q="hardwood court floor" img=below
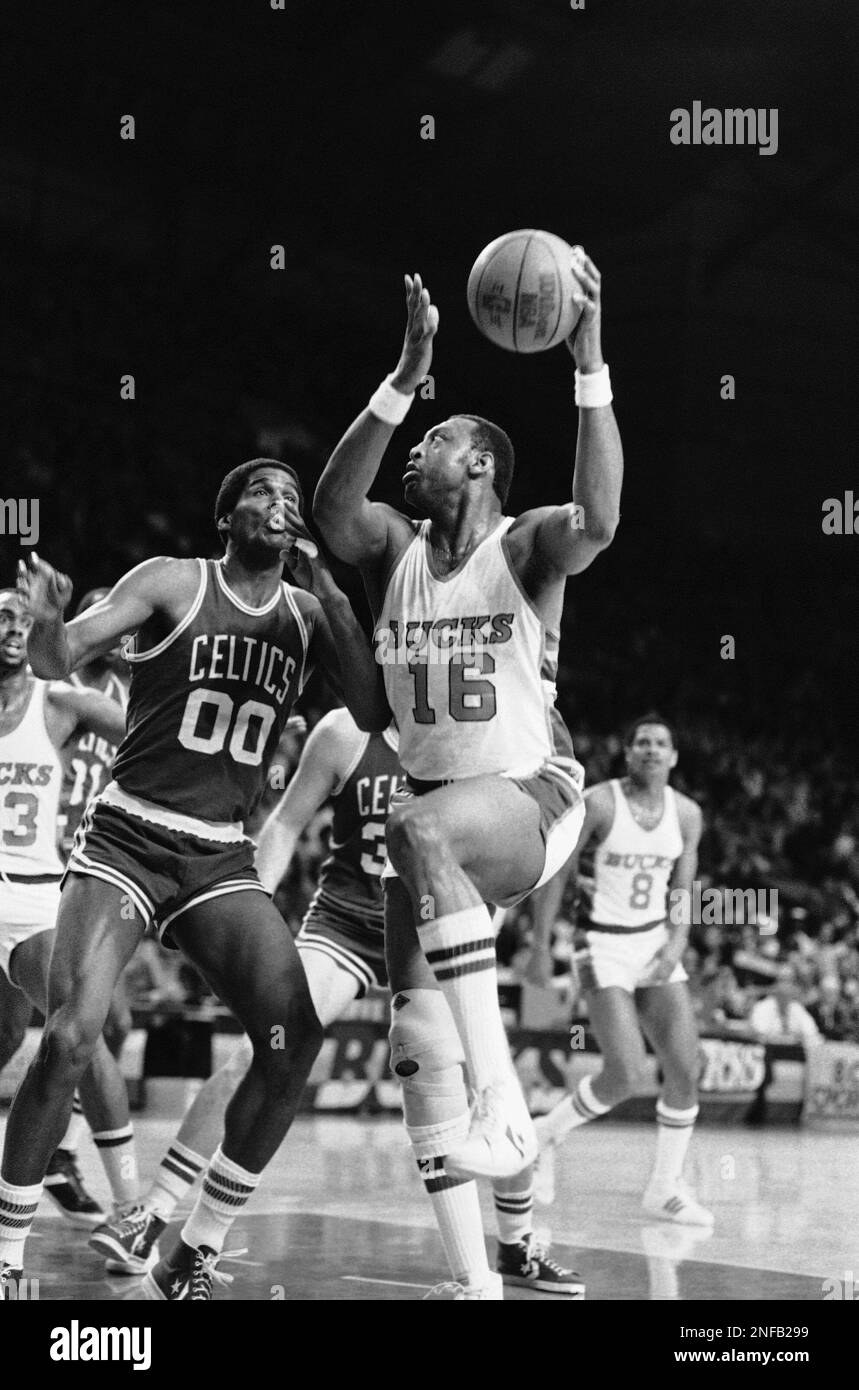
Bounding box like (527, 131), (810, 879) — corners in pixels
(1, 1110), (851, 1300)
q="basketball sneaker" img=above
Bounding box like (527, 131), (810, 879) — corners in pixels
(497, 1234), (585, 1296)
(89, 1203), (165, 1275)
(143, 1239), (244, 1301)
(642, 1180), (714, 1227)
(446, 1082), (537, 1180)
(423, 1272), (504, 1300)
(43, 1148), (105, 1228)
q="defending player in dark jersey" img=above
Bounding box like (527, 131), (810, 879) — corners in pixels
(93, 706), (582, 1296)
(0, 460), (388, 1301)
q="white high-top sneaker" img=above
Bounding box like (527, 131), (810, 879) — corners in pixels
(642, 1179), (715, 1227)
(424, 1272), (504, 1300)
(446, 1080), (537, 1180)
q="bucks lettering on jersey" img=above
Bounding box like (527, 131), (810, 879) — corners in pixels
(590, 780), (684, 930)
(375, 517), (573, 780)
(112, 559), (308, 825)
(316, 716), (401, 917)
(58, 671), (127, 853)
(0, 680), (64, 876)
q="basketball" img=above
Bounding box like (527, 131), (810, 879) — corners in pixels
(467, 229), (583, 353)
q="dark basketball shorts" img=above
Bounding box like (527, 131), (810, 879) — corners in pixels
(381, 755), (586, 907)
(66, 785), (265, 949)
(297, 887), (387, 997)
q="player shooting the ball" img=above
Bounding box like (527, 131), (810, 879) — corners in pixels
(312, 247), (623, 1298)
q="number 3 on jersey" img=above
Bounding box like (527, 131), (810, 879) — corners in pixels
(410, 654), (497, 725)
(178, 689), (275, 766)
(360, 821), (387, 877)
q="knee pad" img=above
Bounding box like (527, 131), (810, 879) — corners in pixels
(389, 989), (469, 1158)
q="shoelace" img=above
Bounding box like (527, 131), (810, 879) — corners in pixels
(111, 1204), (152, 1238)
(527, 1240), (572, 1278)
(189, 1246), (248, 1300)
(423, 1280), (470, 1300)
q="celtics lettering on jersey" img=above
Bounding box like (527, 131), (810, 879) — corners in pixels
(318, 723), (401, 915)
(112, 560), (308, 825)
(375, 517), (565, 781)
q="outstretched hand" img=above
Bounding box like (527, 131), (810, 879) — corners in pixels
(565, 246), (604, 373)
(391, 273), (439, 395)
(17, 552), (73, 623)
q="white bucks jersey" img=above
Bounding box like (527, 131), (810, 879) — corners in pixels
(0, 680), (64, 876)
(590, 779), (684, 930)
(375, 516), (565, 781)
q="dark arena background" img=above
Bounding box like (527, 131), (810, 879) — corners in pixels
(0, 0), (857, 1353)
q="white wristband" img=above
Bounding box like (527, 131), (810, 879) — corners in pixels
(368, 374), (414, 426)
(574, 364), (612, 408)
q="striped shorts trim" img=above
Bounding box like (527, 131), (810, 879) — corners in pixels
(296, 929), (379, 996)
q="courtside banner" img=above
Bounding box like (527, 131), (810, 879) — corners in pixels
(290, 1022), (805, 1122)
(803, 1040), (859, 1126)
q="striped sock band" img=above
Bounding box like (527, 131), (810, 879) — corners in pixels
(651, 1100), (699, 1188)
(539, 1074), (612, 1145)
(417, 905), (511, 1091)
(493, 1182), (534, 1245)
(573, 1075), (611, 1122)
(0, 1178), (42, 1268)
(416, 1157), (490, 1287)
(92, 1124), (138, 1206)
(148, 1141), (207, 1220)
(182, 1146), (260, 1255)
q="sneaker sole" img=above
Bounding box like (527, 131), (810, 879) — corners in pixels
(89, 1230), (155, 1272)
(642, 1204), (715, 1228)
(500, 1272), (585, 1297)
(104, 1244), (160, 1277)
(446, 1139), (539, 1181)
(141, 1271), (168, 1301)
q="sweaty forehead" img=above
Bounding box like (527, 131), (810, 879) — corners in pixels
(428, 417), (471, 441)
(0, 590), (24, 613)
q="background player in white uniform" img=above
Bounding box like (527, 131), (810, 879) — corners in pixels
(0, 588), (148, 1255)
(313, 255), (621, 1297)
(92, 707), (582, 1297)
(526, 715), (713, 1225)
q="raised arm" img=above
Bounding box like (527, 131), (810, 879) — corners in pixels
(532, 251), (624, 576)
(313, 274), (438, 566)
(255, 710), (357, 891)
(17, 553), (166, 679)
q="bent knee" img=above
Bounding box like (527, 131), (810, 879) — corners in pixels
(386, 803), (447, 871)
(42, 1011), (103, 1073)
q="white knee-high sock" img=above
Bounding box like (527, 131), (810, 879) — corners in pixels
(0, 1177), (42, 1268)
(650, 1100), (699, 1187)
(57, 1094), (85, 1154)
(538, 1074), (612, 1144)
(92, 1124), (139, 1206)
(147, 1140), (207, 1220)
(416, 905), (511, 1091)
(182, 1146), (260, 1254)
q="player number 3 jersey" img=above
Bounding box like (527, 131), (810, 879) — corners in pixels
(375, 516), (569, 781)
